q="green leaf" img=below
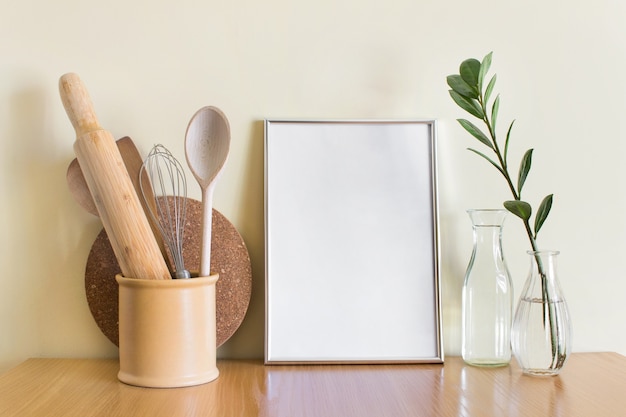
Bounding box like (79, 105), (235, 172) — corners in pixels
(449, 90), (484, 119)
(457, 119), (493, 149)
(491, 95), (500, 131)
(467, 148), (505, 175)
(478, 52), (493, 90)
(504, 200), (532, 221)
(446, 75), (478, 99)
(534, 194), (553, 237)
(484, 74), (497, 105)
(503, 120), (515, 165)
(460, 58), (481, 87)
(517, 149), (533, 195)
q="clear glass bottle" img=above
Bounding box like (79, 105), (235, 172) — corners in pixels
(511, 250), (572, 376)
(462, 209), (513, 366)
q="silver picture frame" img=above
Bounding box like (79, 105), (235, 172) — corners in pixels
(264, 119), (443, 364)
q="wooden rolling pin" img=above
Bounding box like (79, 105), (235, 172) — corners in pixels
(59, 73), (171, 280)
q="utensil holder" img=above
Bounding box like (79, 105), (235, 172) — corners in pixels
(116, 273), (219, 388)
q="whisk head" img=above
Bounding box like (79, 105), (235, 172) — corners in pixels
(139, 144), (191, 279)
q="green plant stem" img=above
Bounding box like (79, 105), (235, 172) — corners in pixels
(476, 87), (561, 368)
(480, 101), (519, 202)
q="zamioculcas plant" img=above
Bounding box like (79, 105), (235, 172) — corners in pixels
(447, 52), (565, 370)
(446, 51), (552, 252)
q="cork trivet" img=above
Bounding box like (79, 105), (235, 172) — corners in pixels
(84, 198), (252, 347)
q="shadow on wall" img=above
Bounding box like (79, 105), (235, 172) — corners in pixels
(217, 119), (266, 359)
(1, 84), (71, 369)
(438, 210), (467, 356)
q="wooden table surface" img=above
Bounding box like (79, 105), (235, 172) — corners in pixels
(0, 353), (624, 416)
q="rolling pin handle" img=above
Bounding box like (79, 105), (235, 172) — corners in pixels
(59, 73), (102, 137)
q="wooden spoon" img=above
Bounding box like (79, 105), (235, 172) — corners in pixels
(66, 156), (98, 216)
(66, 136), (172, 274)
(184, 107), (231, 277)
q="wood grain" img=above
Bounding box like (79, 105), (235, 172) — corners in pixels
(59, 73), (170, 280)
(67, 137), (172, 273)
(1, 354), (625, 416)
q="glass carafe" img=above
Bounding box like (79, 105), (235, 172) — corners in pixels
(462, 209), (513, 366)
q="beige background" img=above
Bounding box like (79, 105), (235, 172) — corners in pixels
(1, 0), (624, 372)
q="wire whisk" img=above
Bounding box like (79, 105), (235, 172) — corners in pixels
(139, 144), (191, 279)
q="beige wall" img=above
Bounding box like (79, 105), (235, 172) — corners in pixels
(2, 0), (625, 372)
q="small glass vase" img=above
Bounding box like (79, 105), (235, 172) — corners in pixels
(461, 209), (513, 367)
(511, 250), (572, 376)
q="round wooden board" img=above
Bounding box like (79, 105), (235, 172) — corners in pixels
(84, 198), (252, 347)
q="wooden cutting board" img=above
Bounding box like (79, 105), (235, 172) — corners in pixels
(84, 198), (252, 347)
